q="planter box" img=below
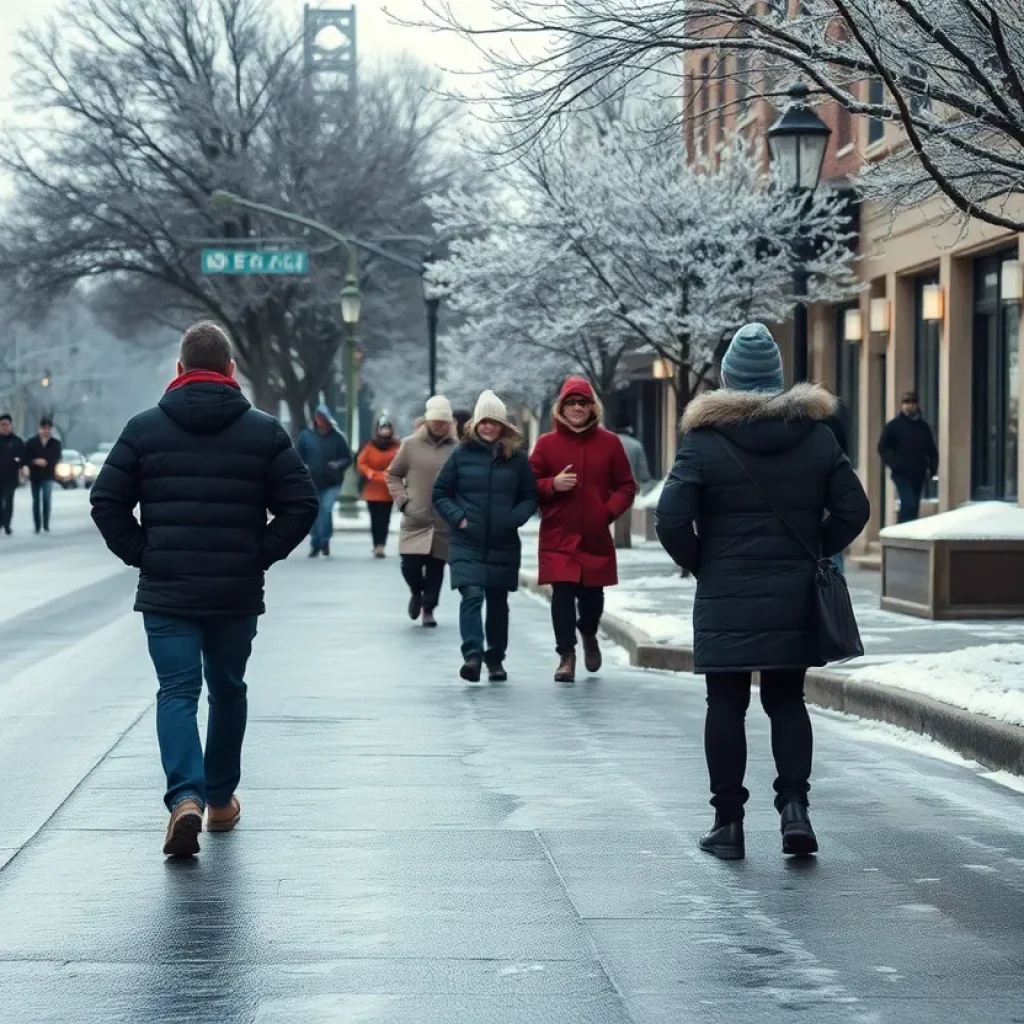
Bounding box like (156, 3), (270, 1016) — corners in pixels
(631, 505), (658, 542)
(880, 503), (1024, 619)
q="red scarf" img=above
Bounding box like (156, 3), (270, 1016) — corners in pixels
(165, 370), (242, 393)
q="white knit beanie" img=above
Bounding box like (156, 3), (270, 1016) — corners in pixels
(472, 389), (509, 427)
(424, 395), (453, 422)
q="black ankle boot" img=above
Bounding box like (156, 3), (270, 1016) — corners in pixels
(698, 818), (745, 860)
(780, 801), (819, 856)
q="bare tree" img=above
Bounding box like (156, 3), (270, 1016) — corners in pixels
(0, 0), (456, 424)
(421, 0), (1024, 231)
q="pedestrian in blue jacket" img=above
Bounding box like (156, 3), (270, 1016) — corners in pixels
(432, 390), (538, 683)
(296, 404), (352, 557)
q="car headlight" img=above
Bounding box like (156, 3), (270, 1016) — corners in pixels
(84, 464), (97, 478)
(56, 462), (70, 477)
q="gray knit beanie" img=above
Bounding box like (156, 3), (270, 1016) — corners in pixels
(720, 323), (785, 393)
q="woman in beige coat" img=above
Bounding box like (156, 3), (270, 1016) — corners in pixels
(386, 396), (459, 627)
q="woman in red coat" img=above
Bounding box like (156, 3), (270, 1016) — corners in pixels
(529, 377), (638, 681)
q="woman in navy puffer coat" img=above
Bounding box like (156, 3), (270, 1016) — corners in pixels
(433, 390), (537, 683)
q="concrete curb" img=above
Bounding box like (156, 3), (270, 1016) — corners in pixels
(518, 570), (1024, 777)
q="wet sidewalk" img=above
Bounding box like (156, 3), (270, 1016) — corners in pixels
(2, 530), (1024, 1023)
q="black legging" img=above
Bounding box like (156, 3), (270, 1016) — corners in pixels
(704, 669), (812, 823)
(550, 582), (604, 654)
(367, 500), (393, 547)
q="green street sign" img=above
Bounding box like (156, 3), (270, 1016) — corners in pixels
(201, 249), (310, 275)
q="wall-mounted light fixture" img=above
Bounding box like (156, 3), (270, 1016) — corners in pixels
(1001, 259), (1024, 303)
(921, 283), (945, 322)
(843, 307), (863, 343)
(652, 358), (673, 379)
(869, 297), (891, 334)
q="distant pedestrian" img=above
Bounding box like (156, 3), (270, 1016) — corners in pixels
(432, 390), (538, 682)
(529, 377), (638, 682)
(656, 323), (869, 862)
(614, 411), (652, 489)
(612, 411), (651, 549)
(386, 396), (458, 628)
(357, 414), (401, 557)
(453, 408), (472, 440)
(23, 417), (62, 534)
(878, 390), (938, 523)
(296, 404), (352, 558)
(0, 413), (25, 536)
(90, 321), (317, 857)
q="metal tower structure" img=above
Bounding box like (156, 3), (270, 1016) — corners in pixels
(303, 4), (357, 111)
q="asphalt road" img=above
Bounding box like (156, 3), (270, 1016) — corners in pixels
(1, 495), (1023, 1024)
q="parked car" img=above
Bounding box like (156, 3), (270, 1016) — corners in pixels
(84, 451), (107, 488)
(55, 450), (88, 489)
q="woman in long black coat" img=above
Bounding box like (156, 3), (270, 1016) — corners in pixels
(656, 323), (869, 861)
(433, 390), (537, 683)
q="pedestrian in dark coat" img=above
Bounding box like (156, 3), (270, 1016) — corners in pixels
(656, 323), (869, 862)
(0, 413), (25, 536)
(432, 390), (537, 683)
(529, 376), (637, 682)
(90, 322), (317, 858)
(878, 390), (939, 523)
(23, 418), (62, 534)
(296, 404), (353, 557)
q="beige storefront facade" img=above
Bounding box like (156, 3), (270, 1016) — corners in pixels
(809, 197), (1024, 555)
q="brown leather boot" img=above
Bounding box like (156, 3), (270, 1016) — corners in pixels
(581, 633), (602, 673)
(554, 652), (576, 683)
(163, 799), (203, 857)
(206, 795), (241, 833)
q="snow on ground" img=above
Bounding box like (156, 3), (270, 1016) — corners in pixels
(881, 500), (1024, 540)
(848, 644), (1024, 728)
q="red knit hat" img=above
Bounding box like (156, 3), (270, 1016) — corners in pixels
(559, 376), (595, 401)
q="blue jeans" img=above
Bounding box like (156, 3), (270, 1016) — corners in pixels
(311, 485), (341, 550)
(31, 479), (53, 531)
(458, 586), (510, 664)
(143, 614), (258, 811)
(894, 476), (922, 524)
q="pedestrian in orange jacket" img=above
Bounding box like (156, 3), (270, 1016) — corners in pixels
(357, 414), (401, 557)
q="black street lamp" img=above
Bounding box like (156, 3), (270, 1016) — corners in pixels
(767, 81), (832, 384)
(421, 251), (443, 397)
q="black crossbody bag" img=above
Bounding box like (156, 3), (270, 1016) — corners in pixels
(715, 434), (864, 664)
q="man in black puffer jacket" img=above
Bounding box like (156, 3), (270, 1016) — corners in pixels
(656, 323), (869, 863)
(91, 322), (317, 857)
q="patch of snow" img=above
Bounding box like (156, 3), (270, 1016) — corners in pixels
(634, 478), (665, 509)
(880, 501), (1024, 541)
(847, 643), (1024, 728)
(979, 770), (1024, 796)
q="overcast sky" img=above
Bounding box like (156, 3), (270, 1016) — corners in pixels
(0, 0), (491, 110)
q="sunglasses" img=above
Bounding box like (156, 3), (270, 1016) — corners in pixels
(563, 398), (592, 408)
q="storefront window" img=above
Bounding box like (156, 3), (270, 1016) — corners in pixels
(914, 274), (941, 500)
(972, 249), (1020, 501)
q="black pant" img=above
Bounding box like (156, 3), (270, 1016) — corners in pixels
(0, 481), (15, 532)
(704, 669), (812, 823)
(368, 501), (393, 547)
(401, 554), (446, 610)
(551, 582), (604, 654)
(458, 586), (509, 664)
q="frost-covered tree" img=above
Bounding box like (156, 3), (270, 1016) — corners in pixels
(431, 111), (858, 411)
(0, 0), (455, 424)
(423, 0), (1024, 231)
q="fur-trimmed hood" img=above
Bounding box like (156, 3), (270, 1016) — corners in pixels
(681, 383), (836, 434)
(552, 377), (605, 434)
